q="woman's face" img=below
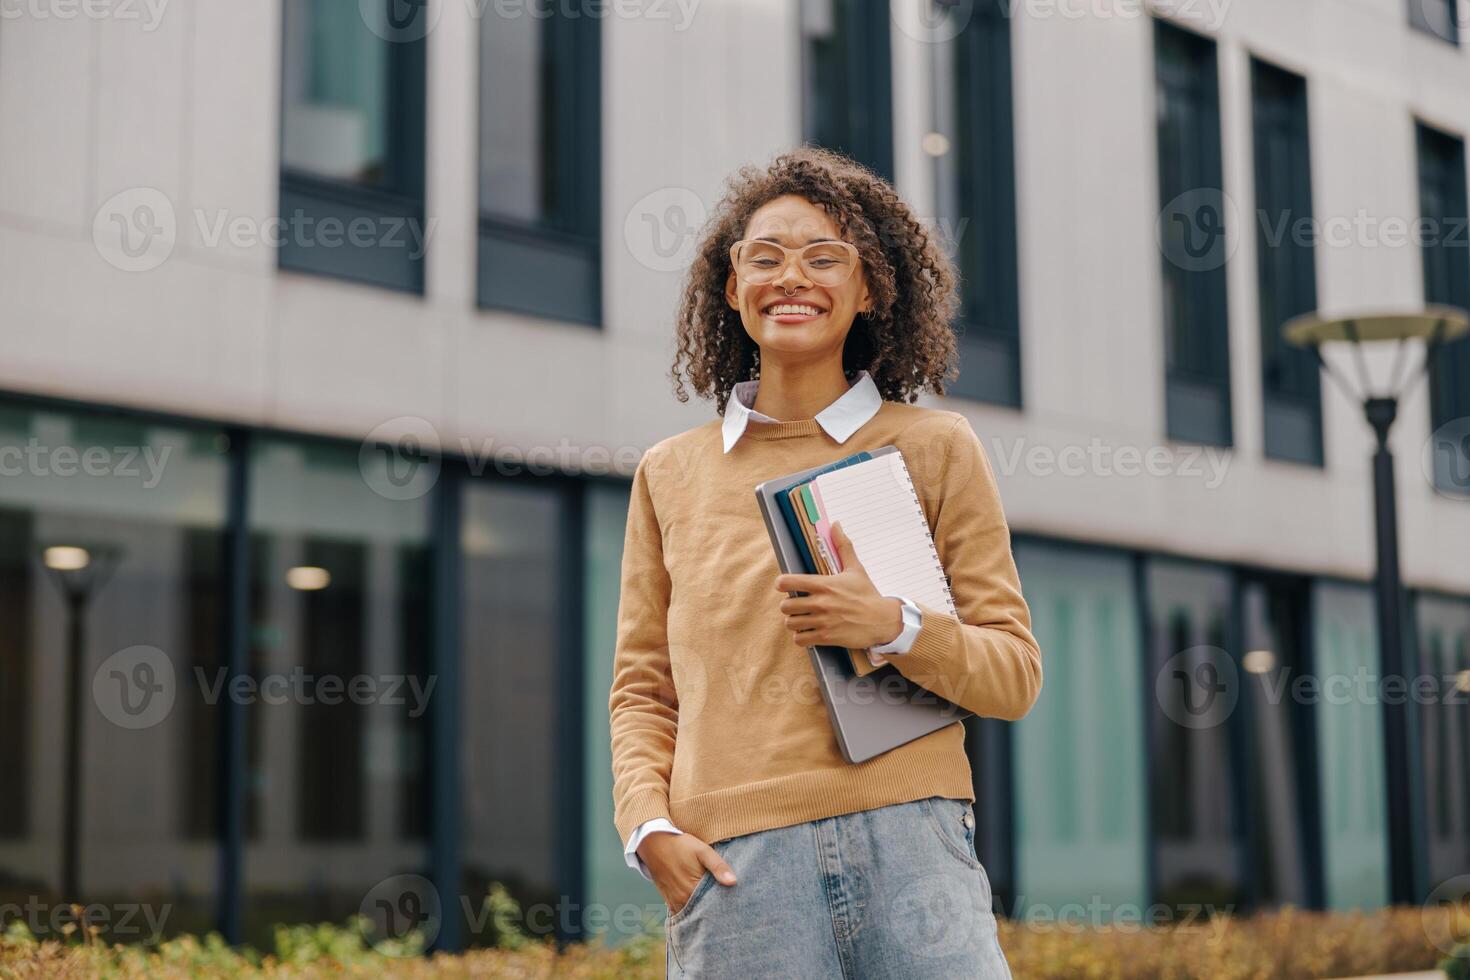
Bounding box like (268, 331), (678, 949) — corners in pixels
(725, 194), (872, 361)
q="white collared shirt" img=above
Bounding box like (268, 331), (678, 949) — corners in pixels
(624, 369), (923, 881)
(721, 368), (885, 453)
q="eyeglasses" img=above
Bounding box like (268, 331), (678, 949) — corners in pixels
(728, 239), (860, 288)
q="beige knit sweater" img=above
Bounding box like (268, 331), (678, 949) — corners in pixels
(608, 399), (1042, 849)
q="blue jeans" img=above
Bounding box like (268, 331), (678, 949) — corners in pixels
(663, 795), (1013, 978)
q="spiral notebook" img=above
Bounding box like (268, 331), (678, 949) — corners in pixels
(755, 446), (972, 764)
(804, 452), (960, 666)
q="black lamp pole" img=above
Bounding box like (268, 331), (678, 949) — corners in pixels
(1363, 393), (1415, 906)
(60, 588), (86, 903)
(1300, 315), (1455, 907)
(41, 547), (119, 906)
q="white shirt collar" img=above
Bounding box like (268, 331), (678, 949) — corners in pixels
(721, 369), (882, 453)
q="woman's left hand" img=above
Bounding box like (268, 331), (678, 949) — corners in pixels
(774, 521), (904, 651)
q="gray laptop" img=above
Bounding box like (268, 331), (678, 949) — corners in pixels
(755, 446), (973, 764)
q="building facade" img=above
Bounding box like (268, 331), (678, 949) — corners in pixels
(0, 0), (1467, 951)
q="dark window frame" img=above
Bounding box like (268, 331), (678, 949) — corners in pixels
(1154, 19), (1234, 448)
(1409, 0), (1461, 45)
(941, 0), (1023, 409)
(800, 0), (895, 181)
(277, 1), (429, 294)
(1416, 121), (1470, 497)
(475, 8), (603, 326)
(1250, 58), (1324, 467)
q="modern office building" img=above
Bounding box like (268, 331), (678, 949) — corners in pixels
(0, 0), (1467, 952)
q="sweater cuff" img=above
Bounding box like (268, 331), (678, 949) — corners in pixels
(614, 788), (674, 848)
(894, 601), (962, 688)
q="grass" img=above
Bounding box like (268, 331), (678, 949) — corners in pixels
(0, 895), (1464, 979)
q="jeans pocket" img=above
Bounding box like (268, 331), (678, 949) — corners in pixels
(920, 796), (983, 872)
(664, 836), (733, 928)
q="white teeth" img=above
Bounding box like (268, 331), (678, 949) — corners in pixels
(766, 304), (823, 316)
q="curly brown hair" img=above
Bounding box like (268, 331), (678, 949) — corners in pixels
(670, 146), (962, 415)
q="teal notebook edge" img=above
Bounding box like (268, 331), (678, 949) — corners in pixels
(775, 450), (872, 574)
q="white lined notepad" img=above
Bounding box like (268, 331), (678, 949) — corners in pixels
(811, 451), (959, 642)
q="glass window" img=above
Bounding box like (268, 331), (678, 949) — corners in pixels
(1410, 0), (1461, 44)
(279, 0), (427, 292)
(1146, 558), (1244, 910)
(933, 0), (1022, 407)
(459, 480), (567, 945)
(1154, 21), (1233, 448)
(802, 0), (894, 180)
(1314, 582), (1388, 910)
(1415, 593), (1470, 887)
(581, 481), (662, 941)
(1238, 574), (1317, 908)
(0, 406), (228, 941)
(281, 0), (421, 192)
(242, 438), (430, 948)
(1417, 123), (1470, 495)
(477, 6), (601, 322)
(1251, 60), (1323, 466)
(1012, 543), (1147, 915)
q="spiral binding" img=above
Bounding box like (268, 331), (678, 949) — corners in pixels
(894, 453), (962, 623)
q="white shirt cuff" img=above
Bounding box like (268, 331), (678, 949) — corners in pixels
(625, 817), (683, 881)
(869, 595), (922, 657)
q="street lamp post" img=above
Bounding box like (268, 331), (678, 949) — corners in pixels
(1283, 306), (1470, 906)
(39, 544), (121, 905)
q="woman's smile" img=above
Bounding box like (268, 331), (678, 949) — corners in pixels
(763, 300), (827, 324)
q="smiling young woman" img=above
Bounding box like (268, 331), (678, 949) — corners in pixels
(609, 147), (1041, 978)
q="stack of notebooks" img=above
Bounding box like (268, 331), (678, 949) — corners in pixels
(772, 446), (961, 670)
(756, 444), (973, 762)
